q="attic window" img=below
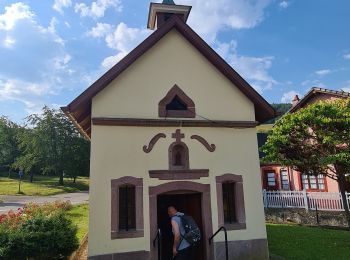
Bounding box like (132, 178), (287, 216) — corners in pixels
(159, 85), (195, 118)
(166, 95), (187, 110)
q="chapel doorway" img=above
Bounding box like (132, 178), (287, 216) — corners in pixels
(157, 192), (204, 260)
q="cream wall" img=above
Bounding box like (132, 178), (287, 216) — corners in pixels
(88, 126), (267, 256)
(92, 29), (256, 122)
(88, 25), (266, 257)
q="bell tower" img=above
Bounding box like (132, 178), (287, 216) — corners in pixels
(147, 0), (192, 30)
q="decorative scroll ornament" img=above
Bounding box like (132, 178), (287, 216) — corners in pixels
(143, 133), (166, 153)
(191, 135), (216, 152)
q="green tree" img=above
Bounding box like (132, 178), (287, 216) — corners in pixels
(262, 98), (350, 228)
(14, 106), (90, 185)
(0, 117), (21, 176)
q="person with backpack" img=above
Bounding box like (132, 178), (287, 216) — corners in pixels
(168, 206), (201, 260)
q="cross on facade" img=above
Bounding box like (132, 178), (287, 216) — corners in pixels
(172, 129), (184, 142)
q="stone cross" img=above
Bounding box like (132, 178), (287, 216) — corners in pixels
(172, 129), (184, 142)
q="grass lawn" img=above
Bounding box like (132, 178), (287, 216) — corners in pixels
(267, 223), (350, 260)
(66, 204), (89, 242)
(0, 172), (89, 196)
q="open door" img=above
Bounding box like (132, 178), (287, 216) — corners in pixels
(157, 193), (204, 260)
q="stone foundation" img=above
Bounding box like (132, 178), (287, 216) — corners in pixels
(89, 251), (149, 260)
(214, 239), (269, 260)
(265, 208), (349, 228)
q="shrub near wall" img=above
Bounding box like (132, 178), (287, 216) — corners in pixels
(0, 201), (79, 259)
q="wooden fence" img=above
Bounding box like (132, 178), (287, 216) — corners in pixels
(262, 190), (350, 211)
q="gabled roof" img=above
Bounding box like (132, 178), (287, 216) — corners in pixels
(290, 87), (350, 113)
(62, 15), (275, 139)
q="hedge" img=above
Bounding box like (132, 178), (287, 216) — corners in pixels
(0, 201), (79, 259)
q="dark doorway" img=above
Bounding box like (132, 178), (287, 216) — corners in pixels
(157, 192), (204, 260)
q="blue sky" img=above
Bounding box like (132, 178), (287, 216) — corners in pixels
(0, 0), (350, 122)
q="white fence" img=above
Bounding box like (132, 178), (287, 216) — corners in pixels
(262, 190), (350, 211)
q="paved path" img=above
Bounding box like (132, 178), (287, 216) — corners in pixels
(0, 191), (89, 213)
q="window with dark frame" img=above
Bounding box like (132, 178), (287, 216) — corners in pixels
(222, 182), (236, 224)
(118, 185), (136, 231)
(166, 95), (188, 111)
(267, 171), (276, 188)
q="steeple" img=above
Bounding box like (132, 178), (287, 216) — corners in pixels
(147, 1), (192, 30)
(162, 0), (175, 4)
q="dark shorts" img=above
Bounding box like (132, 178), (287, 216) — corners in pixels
(174, 246), (192, 260)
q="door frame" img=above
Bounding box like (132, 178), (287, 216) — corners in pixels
(149, 181), (213, 260)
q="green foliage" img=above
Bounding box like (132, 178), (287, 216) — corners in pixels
(263, 98), (350, 178)
(0, 202), (78, 259)
(264, 103), (292, 124)
(271, 103), (292, 116)
(263, 98), (350, 226)
(8, 106), (90, 184)
(0, 117), (22, 171)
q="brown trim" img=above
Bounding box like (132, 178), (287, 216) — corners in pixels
(149, 181), (213, 260)
(111, 176), (144, 239)
(61, 107), (91, 140)
(92, 118), (259, 128)
(158, 84), (196, 118)
(149, 169), (209, 180)
(89, 250), (149, 260)
(216, 174), (246, 231)
(263, 169), (278, 191)
(168, 141), (189, 170)
(143, 133), (166, 153)
(64, 15), (275, 137)
(190, 135), (216, 152)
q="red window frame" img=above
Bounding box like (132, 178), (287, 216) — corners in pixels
(264, 170), (278, 191)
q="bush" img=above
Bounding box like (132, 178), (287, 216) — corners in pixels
(0, 201), (79, 259)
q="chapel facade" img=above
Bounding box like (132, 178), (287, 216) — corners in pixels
(63, 1), (275, 259)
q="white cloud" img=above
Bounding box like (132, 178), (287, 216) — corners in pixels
(75, 0), (122, 19)
(0, 2), (34, 31)
(101, 53), (125, 68)
(341, 87), (350, 93)
(91, 22), (150, 69)
(301, 79), (327, 88)
(315, 69), (332, 76)
(279, 1), (289, 9)
(176, 0), (272, 42)
(53, 0), (72, 14)
(0, 3), (78, 115)
(281, 90), (300, 103)
(0, 78), (51, 114)
(215, 40), (277, 93)
(343, 53), (350, 60)
(3, 36), (15, 48)
(87, 22), (112, 38)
